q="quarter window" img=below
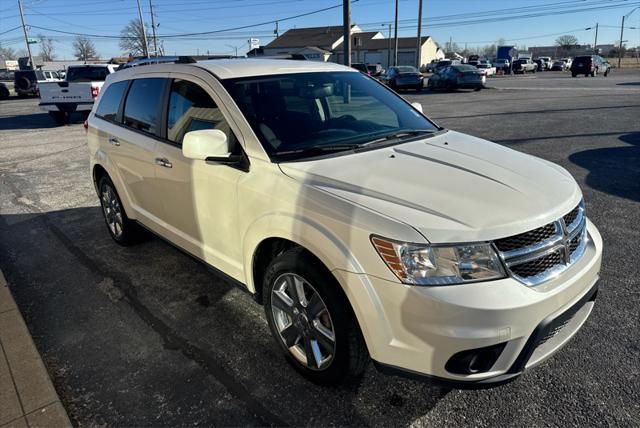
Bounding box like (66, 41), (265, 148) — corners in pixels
(123, 78), (165, 135)
(167, 79), (236, 147)
(95, 81), (128, 122)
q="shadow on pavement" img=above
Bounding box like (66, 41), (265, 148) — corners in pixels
(0, 111), (86, 130)
(0, 206), (449, 426)
(616, 82), (640, 86)
(569, 132), (640, 202)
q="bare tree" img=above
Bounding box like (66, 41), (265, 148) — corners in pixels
(0, 46), (18, 60)
(555, 35), (578, 48)
(73, 36), (98, 61)
(38, 34), (56, 61)
(119, 19), (151, 56)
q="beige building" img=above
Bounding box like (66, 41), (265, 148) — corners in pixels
(260, 25), (440, 68)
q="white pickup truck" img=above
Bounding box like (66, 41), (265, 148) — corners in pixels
(39, 64), (117, 124)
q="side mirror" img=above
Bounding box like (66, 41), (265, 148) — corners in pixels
(182, 129), (230, 160)
(411, 102), (423, 113)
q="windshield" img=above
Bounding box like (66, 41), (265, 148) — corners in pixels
(396, 66), (418, 73)
(66, 66), (109, 82)
(223, 71), (438, 161)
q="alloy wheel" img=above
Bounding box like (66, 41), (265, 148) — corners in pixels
(271, 273), (336, 370)
(101, 184), (124, 239)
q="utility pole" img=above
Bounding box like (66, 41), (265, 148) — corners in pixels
(618, 15), (625, 68)
(393, 0), (399, 66)
(342, 0), (351, 66)
(415, 0), (423, 68)
(593, 22), (599, 51)
(274, 21), (279, 38)
(18, 0), (34, 69)
(136, 0), (149, 58)
(149, 0), (158, 57)
(386, 24), (391, 68)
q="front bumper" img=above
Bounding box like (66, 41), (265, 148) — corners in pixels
(334, 219), (602, 386)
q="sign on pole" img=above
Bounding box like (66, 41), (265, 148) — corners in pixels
(27, 38), (38, 44)
(249, 38), (260, 50)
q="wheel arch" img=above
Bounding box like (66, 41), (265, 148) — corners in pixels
(243, 213), (364, 302)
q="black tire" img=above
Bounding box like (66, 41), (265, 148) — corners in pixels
(0, 86), (9, 99)
(48, 111), (68, 125)
(474, 87), (482, 91)
(98, 176), (146, 246)
(585, 73), (589, 77)
(572, 73), (577, 77)
(263, 247), (368, 385)
(604, 69), (609, 77)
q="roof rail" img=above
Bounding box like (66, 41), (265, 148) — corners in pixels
(117, 56), (197, 70)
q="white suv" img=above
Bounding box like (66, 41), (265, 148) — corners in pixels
(87, 59), (602, 386)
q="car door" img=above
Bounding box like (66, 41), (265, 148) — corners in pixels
(152, 76), (245, 278)
(107, 77), (167, 229)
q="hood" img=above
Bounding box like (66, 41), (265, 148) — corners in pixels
(279, 131), (581, 243)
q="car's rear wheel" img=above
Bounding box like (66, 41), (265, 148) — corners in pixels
(263, 247), (368, 385)
(0, 86), (9, 99)
(572, 73), (577, 77)
(98, 176), (145, 246)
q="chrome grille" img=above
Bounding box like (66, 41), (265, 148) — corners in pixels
(495, 200), (588, 286)
(494, 223), (556, 252)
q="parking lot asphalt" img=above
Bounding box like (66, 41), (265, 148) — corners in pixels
(0, 70), (639, 426)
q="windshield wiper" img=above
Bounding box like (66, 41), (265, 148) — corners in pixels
(275, 143), (361, 157)
(359, 129), (435, 147)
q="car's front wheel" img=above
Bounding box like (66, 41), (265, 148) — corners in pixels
(98, 176), (145, 245)
(263, 247), (368, 385)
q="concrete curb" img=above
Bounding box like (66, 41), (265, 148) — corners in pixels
(0, 270), (71, 428)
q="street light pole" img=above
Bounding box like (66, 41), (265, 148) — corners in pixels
(343, 0), (351, 66)
(619, 7), (640, 68)
(149, 0), (158, 57)
(136, 0), (149, 58)
(618, 15), (625, 68)
(393, 0), (399, 66)
(593, 22), (598, 51)
(18, 0), (34, 69)
(416, 0), (423, 68)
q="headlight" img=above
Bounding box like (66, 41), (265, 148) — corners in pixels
(371, 236), (506, 285)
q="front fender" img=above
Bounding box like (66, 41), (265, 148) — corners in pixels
(242, 212), (365, 294)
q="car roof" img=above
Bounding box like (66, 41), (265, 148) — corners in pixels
(195, 58), (355, 79)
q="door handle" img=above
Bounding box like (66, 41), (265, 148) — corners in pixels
(155, 157), (172, 168)
(108, 137), (120, 146)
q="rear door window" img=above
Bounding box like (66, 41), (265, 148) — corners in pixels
(123, 78), (166, 135)
(95, 81), (129, 122)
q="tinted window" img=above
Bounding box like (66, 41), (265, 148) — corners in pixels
(223, 72), (437, 160)
(66, 66), (110, 82)
(95, 81), (129, 122)
(397, 66), (418, 73)
(123, 78), (166, 135)
(453, 65), (477, 72)
(167, 79), (237, 147)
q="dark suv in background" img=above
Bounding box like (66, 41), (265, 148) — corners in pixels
(571, 55), (610, 77)
(14, 70), (46, 97)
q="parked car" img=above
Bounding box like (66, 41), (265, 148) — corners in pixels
(39, 64), (117, 124)
(380, 66), (423, 91)
(427, 64), (485, 91)
(434, 59), (461, 72)
(475, 62), (496, 76)
(0, 82), (9, 99)
(493, 58), (511, 73)
(351, 63), (370, 75)
(422, 60), (438, 73)
(0, 70), (14, 81)
(551, 60), (567, 71)
(366, 63), (383, 77)
(570, 55), (611, 77)
(87, 58), (602, 385)
(560, 58), (572, 68)
(512, 58), (538, 74)
(533, 59), (546, 71)
(14, 69), (50, 97)
(538, 57), (552, 69)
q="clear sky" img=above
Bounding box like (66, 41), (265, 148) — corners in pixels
(1, 0), (639, 59)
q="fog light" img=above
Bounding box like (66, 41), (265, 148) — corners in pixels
(445, 342), (507, 375)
